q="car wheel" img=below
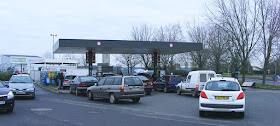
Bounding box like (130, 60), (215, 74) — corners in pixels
(236, 112), (244, 118)
(75, 88), (79, 96)
(177, 87), (181, 95)
(199, 111), (206, 117)
(109, 93), (118, 104)
(7, 108), (13, 113)
(146, 91), (151, 95)
(87, 91), (94, 100)
(132, 97), (140, 103)
(164, 87), (169, 93)
(192, 91), (198, 98)
(69, 87), (73, 94)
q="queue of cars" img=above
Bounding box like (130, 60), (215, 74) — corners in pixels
(0, 70), (245, 118)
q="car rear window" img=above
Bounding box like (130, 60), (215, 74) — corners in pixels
(66, 76), (76, 79)
(200, 74), (207, 82)
(9, 76), (33, 83)
(124, 77), (143, 86)
(171, 76), (183, 82)
(138, 76), (149, 81)
(205, 81), (240, 91)
(80, 76), (98, 82)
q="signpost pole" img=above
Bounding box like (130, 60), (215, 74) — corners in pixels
(153, 52), (158, 81)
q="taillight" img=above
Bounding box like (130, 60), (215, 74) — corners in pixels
(237, 92), (244, 100)
(168, 77), (171, 83)
(120, 87), (124, 92)
(148, 82), (153, 85)
(195, 85), (199, 90)
(200, 91), (208, 99)
(64, 79), (69, 82)
(79, 84), (87, 87)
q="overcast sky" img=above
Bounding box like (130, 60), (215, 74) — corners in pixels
(0, 0), (208, 62)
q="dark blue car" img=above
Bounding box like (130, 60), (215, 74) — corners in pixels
(0, 81), (14, 113)
(153, 75), (183, 93)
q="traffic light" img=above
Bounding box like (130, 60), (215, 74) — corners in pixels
(86, 52), (96, 63)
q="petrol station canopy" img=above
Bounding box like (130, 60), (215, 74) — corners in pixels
(53, 39), (203, 54)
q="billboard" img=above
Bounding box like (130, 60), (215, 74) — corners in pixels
(10, 57), (27, 64)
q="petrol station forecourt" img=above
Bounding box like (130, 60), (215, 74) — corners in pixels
(53, 39), (203, 77)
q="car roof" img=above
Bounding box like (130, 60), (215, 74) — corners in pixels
(163, 75), (181, 77)
(208, 77), (239, 83)
(189, 70), (216, 74)
(12, 74), (30, 77)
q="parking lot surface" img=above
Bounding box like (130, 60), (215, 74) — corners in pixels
(0, 86), (279, 126)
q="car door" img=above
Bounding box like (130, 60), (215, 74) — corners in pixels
(70, 77), (79, 92)
(186, 75), (192, 92)
(153, 77), (163, 90)
(92, 78), (106, 98)
(100, 77), (114, 98)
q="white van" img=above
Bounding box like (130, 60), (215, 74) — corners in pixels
(176, 70), (216, 97)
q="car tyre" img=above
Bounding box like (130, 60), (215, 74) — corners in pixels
(199, 111), (206, 117)
(236, 112), (244, 118)
(69, 87), (73, 94)
(109, 93), (118, 104)
(164, 87), (169, 93)
(132, 97), (140, 103)
(146, 91), (151, 95)
(7, 108), (14, 113)
(75, 88), (79, 96)
(177, 87), (181, 95)
(192, 91), (198, 98)
(87, 91), (94, 100)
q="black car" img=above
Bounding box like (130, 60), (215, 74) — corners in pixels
(138, 76), (153, 95)
(0, 81), (14, 113)
(69, 76), (98, 96)
(153, 75), (183, 93)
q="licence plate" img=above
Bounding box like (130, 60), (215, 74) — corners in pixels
(17, 92), (26, 94)
(215, 96), (229, 100)
(143, 83), (147, 85)
(0, 101), (5, 104)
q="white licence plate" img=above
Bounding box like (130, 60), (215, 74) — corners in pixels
(0, 101), (5, 104)
(17, 92), (26, 94)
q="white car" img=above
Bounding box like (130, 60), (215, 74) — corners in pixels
(199, 77), (245, 118)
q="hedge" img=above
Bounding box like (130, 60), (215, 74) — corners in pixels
(0, 73), (13, 81)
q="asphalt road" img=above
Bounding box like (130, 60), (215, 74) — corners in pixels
(0, 86), (280, 126)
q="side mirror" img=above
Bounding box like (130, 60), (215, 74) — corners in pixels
(94, 83), (98, 86)
(5, 85), (9, 88)
(242, 88), (246, 91)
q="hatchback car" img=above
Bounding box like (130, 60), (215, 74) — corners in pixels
(63, 75), (77, 89)
(86, 76), (145, 104)
(153, 75), (183, 93)
(0, 81), (14, 112)
(138, 76), (153, 95)
(9, 74), (35, 99)
(199, 77), (245, 118)
(69, 76), (98, 96)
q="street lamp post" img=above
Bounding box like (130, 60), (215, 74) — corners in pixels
(50, 34), (57, 59)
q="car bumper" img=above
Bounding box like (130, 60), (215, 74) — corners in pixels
(199, 99), (245, 112)
(76, 87), (88, 94)
(144, 86), (153, 92)
(114, 92), (145, 99)
(0, 99), (14, 110)
(12, 91), (35, 97)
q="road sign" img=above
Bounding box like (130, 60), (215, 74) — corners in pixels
(169, 43), (173, 47)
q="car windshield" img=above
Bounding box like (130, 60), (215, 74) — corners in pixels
(0, 82), (4, 88)
(205, 81), (240, 91)
(138, 76), (149, 81)
(80, 76), (98, 82)
(66, 76), (76, 79)
(124, 77), (143, 86)
(9, 76), (33, 83)
(171, 76), (183, 82)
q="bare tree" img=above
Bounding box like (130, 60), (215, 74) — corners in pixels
(42, 51), (53, 59)
(115, 54), (140, 75)
(207, 0), (259, 83)
(130, 24), (154, 69)
(257, 0), (280, 85)
(187, 22), (210, 70)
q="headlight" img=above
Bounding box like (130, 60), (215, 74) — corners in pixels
(12, 88), (17, 91)
(7, 91), (14, 99)
(26, 88), (35, 91)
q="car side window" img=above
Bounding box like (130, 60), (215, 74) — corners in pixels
(74, 77), (79, 82)
(98, 78), (106, 86)
(156, 77), (162, 82)
(187, 75), (191, 83)
(200, 74), (207, 82)
(104, 78), (114, 85)
(112, 78), (122, 85)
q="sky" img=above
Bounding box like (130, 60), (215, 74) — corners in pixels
(0, 0), (208, 64)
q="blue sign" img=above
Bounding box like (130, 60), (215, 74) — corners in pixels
(277, 75), (280, 79)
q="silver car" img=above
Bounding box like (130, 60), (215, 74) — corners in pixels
(8, 74), (35, 99)
(87, 76), (145, 104)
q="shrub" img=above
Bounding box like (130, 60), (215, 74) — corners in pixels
(0, 73), (13, 81)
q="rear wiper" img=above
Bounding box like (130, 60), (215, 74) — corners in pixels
(222, 89), (237, 91)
